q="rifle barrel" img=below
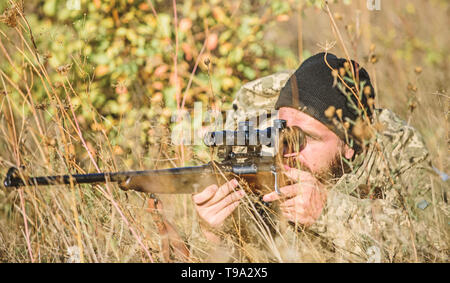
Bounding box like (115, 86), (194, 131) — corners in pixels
(4, 162), (275, 194)
(4, 165), (213, 187)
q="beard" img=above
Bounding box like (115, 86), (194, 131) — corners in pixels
(315, 152), (348, 184)
(278, 126), (349, 184)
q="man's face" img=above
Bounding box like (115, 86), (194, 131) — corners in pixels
(278, 107), (354, 180)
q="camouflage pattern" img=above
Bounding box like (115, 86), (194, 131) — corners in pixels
(215, 72), (449, 262)
(308, 109), (449, 262)
(232, 70), (295, 112)
(225, 70), (294, 132)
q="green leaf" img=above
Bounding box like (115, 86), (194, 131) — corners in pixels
(43, 0), (57, 16)
(243, 67), (256, 80)
(228, 48), (244, 64)
(157, 14), (172, 38)
(219, 30), (233, 43)
(163, 87), (177, 111)
(92, 54), (109, 65)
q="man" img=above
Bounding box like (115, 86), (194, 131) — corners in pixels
(192, 53), (448, 262)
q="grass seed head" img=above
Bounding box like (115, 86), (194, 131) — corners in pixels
(331, 69), (338, 78)
(344, 121), (350, 129)
(1, 6), (18, 28)
(336, 108), (343, 120)
(343, 61), (350, 70)
(407, 83), (418, 92)
(333, 12), (343, 20)
(367, 98), (375, 109)
(364, 85), (372, 97)
(324, 106), (336, 119)
(352, 118), (374, 142)
(56, 64), (73, 76)
(204, 57), (211, 66)
(370, 54), (378, 64)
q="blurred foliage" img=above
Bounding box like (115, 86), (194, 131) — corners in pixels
(0, 0), (448, 166)
(0, 0), (329, 167)
(5, 1), (312, 123)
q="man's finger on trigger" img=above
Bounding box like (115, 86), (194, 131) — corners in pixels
(192, 184), (218, 205)
(279, 184), (302, 198)
(263, 185), (297, 202)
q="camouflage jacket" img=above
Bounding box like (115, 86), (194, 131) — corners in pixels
(222, 71), (449, 262)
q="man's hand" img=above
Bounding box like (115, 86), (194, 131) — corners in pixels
(263, 167), (327, 226)
(193, 179), (245, 229)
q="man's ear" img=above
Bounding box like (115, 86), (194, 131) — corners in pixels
(343, 144), (355, 160)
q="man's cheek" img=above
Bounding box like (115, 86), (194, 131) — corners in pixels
(301, 144), (332, 172)
(294, 152), (312, 171)
(302, 146), (321, 163)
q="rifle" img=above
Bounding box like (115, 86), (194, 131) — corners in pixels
(3, 119), (289, 195)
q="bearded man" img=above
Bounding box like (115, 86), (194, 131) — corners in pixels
(192, 53), (448, 262)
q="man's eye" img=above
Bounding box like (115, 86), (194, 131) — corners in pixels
(306, 134), (320, 141)
(280, 126), (307, 154)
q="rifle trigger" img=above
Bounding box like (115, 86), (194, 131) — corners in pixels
(118, 176), (131, 191)
(271, 166), (281, 195)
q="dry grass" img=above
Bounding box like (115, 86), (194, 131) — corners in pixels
(0, 0), (448, 262)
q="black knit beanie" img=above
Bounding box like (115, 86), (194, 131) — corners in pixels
(275, 52), (375, 146)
